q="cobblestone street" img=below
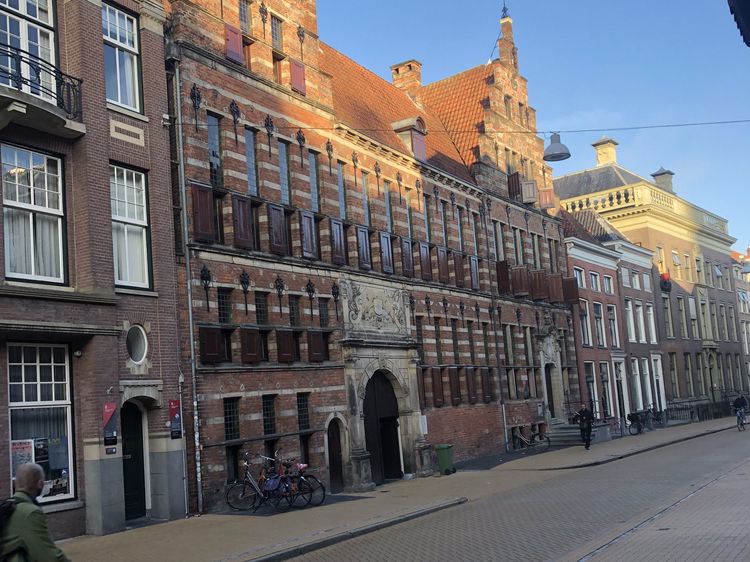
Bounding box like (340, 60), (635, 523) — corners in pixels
(294, 429), (750, 562)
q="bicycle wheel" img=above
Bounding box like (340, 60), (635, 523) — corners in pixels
(293, 478), (313, 508)
(226, 481), (258, 511)
(628, 423), (638, 436)
(535, 434), (551, 451)
(271, 482), (294, 512)
(304, 476), (326, 506)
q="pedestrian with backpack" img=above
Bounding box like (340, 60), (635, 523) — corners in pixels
(0, 463), (69, 561)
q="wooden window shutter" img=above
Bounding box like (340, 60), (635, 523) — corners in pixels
(431, 367), (444, 408)
(401, 237), (414, 277)
(437, 246), (449, 283)
(232, 195), (254, 250)
(330, 218), (347, 265)
(531, 270), (549, 301)
(240, 328), (262, 364)
(449, 367), (461, 406)
(511, 266), (530, 296)
(380, 232), (394, 274)
(481, 367), (493, 403)
(199, 327), (222, 364)
(290, 59), (307, 95)
(276, 329), (295, 363)
(411, 131), (426, 161)
(470, 255), (480, 290)
(419, 242), (432, 281)
(454, 252), (465, 288)
(192, 185), (215, 242)
(562, 277), (580, 303)
(357, 226), (371, 270)
(466, 367), (478, 405)
(496, 260), (511, 294)
(307, 331), (327, 363)
(508, 171), (522, 200)
(300, 210), (318, 259)
(225, 24), (244, 64)
(548, 273), (564, 303)
(268, 203), (288, 255)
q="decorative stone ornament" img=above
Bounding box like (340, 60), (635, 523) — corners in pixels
(190, 83), (202, 131)
(229, 99), (241, 145)
(264, 115), (274, 155)
(326, 139), (334, 175)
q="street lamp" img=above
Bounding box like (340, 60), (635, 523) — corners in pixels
(200, 265), (212, 311)
(543, 132), (571, 162)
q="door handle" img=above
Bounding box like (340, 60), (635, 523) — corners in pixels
(123, 454), (132, 460)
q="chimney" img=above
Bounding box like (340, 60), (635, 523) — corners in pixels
(592, 137), (618, 166)
(498, 14), (518, 70)
(390, 60), (422, 102)
(651, 167), (675, 192)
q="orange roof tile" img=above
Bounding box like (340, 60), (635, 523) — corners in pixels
(319, 43), (474, 184)
(420, 64), (493, 170)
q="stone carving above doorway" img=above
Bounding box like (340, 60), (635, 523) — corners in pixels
(340, 279), (409, 339)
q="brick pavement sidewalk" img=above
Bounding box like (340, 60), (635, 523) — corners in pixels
(58, 417), (734, 562)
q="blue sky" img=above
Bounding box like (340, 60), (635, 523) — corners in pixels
(318, 1), (750, 253)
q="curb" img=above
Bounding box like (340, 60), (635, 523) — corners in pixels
(247, 496), (468, 561)
(540, 424), (735, 471)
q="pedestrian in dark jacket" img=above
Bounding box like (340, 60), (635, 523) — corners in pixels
(573, 403), (594, 450)
(0, 463), (70, 562)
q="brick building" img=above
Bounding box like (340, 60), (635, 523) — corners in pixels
(732, 248), (750, 385)
(556, 139), (746, 416)
(0, 0), (184, 538)
(163, 1), (578, 510)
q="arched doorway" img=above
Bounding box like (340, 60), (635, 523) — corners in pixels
(121, 401), (146, 520)
(363, 371), (402, 485)
(327, 420), (344, 494)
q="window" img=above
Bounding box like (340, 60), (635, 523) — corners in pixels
(337, 161), (347, 220)
(103, 4), (139, 111)
(589, 272), (600, 292)
(642, 273), (652, 292)
(245, 129), (259, 196)
(696, 353), (706, 396)
(621, 267), (631, 287)
(297, 392), (310, 431)
(206, 114), (223, 188)
(467, 321), (475, 364)
(603, 276), (613, 295)
(384, 181), (393, 233)
(289, 295), (301, 327)
(662, 297), (673, 339)
(672, 251), (681, 278)
(415, 316), (424, 362)
(720, 305), (728, 341)
(656, 246), (665, 272)
(531, 234), (541, 269)
(706, 261), (713, 287)
(423, 195), (431, 243)
(549, 239), (559, 273)
(239, 0), (251, 33)
(493, 221), (504, 261)
(512, 227), (524, 265)
(308, 152), (320, 212)
(728, 307), (737, 341)
(646, 303), (658, 343)
(451, 319), (459, 364)
(669, 353), (678, 398)
(434, 319), (443, 364)
(318, 298), (329, 328)
(218, 288), (233, 324)
(110, 165), (149, 287)
(593, 303), (606, 347)
(255, 292), (269, 325)
(740, 291), (750, 315)
(482, 323), (490, 365)
(574, 267), (585, 289)
(223, 397), (240, 441)
(504, 324), (516, 398)
(689, 297), (699, 339)
(2, 145), (64, 282)
(8, 344), (73, 502)
(710, 303), (719, 340)
(685, 354), (694, 397)
(405, 193), (414, 238)
(624, 298), (636, 342)
(579, 300), (591, 346)
(271, 15), (283, 50)
(440, 201), (448, 246)
(278, 141), (290, 205)
(684, 254), (692, 282)
(126, 325), (148, 364)
(361, 171), (370, 227)
(677, 297), (688, 338)
(695, 257), (704, 284)
(607, 305), (619, 348)
(457, 207), (464, 251)
(715, 265), (724, 289)
(634, 301), (646, 343)
(632, 271), (641, 290)
(471, 213), (481, 255)
(262, 394), (276, 435)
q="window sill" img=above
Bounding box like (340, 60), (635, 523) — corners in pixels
(107, 102), (148, 122)
(115, 288), (158, 298)
(42, 500), (84, 514)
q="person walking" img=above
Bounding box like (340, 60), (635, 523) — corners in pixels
(0, 463), (70, 561)
(573, 403), (594, 450)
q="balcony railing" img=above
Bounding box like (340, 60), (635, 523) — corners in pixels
(1, 44), (82, 120)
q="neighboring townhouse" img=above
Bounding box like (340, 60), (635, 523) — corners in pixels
(0, 0), (184, 537)
(732, 248), (750, 389)
(555, 139), (745, 418)
(163, 1), (577, 510)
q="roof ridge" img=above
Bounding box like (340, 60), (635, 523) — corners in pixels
(421, 63), (490, 91)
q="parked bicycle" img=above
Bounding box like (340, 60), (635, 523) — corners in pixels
(514, 428), (550, 451)
(626, 412), (644, 435)
(225, 452), (294, 512)
(279, 456), (326, 507)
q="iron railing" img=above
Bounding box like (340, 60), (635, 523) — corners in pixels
(0, 44), (82, 119)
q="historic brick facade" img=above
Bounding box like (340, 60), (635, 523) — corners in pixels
(0, 0), (184, 538)
(164, 1), (577, 510)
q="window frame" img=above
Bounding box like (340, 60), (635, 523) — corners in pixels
(102, 3), (141, 112)
(589, 272), (600, 292)
(603, 275), (613, 295)
(110, 163), (150, 288)
(574, 267), (585, 289)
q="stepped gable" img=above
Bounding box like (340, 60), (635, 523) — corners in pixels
(319, 43), (474, 184)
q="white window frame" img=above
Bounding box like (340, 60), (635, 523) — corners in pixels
(110, 164), (149, 288)
(574, 267), (585, 289)
(621, 267), (631, 287)
(646, 303), (658, 343)
(593, 302), (606, 347)
(102, 4), (140, 112)
(607, 304), (619, 348)
(579, 300), (591, 346)
(7, 343), (74, 503)
(642, 273), (652, 292)
(635, 301), (646, 343)
(589, 272), (600, 292)
(625, 298), (636, 343)
(632, 270), (641, 290)
(2, 144), (64, 283)
(603, 275), (613, 295)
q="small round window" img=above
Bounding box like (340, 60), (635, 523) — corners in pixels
(126, 325), (148, 364)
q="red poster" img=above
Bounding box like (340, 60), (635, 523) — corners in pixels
(169, 399), (182, 439)
(102, 402), (117, 426)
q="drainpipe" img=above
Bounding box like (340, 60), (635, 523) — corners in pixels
(172, 54), (204, 513)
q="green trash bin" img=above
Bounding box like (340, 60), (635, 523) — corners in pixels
(435, 444), (455, 475)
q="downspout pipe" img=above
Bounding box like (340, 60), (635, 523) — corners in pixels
(171, 51), (204, 513)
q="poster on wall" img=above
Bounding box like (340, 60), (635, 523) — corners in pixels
(103, 402), (118, 446)
(169, 399), (182, 439)
(11, 440), (34, 476)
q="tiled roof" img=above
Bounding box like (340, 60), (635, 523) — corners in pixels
(571, 210), (629, 243)
(553, 164), (649, 199)
(558, 209), (604, 247)
(319, 43), (474, 183)
(420, 65), (491, 170)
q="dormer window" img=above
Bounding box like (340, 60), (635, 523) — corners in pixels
(392, 117), (427, 161)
